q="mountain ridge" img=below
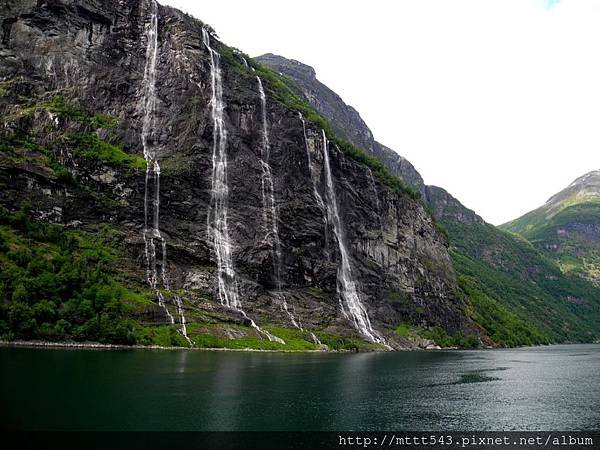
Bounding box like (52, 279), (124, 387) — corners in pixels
(501, 170), (600, 285)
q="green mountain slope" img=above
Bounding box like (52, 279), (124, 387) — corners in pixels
(502, 170), (600, 284)
(445, 220), (600, 345)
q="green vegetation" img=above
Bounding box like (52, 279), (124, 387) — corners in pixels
(459, 275), (547, 347)
(20, 96), (118, 129)
(0, 208), (389, 351)
(46, 96), (118, 128)
(415, 325), (479, 348)
(500, 172), (600, 285)
(313, 331), (388, 351)
(0, 77), (21, 98)
(394, 323), (411, 337)
(503, 201), (600, 284)
(446, 221), (600, 344)
(0, 134), (76, 184)
(0, 206), (151, 344)
(2, 94), (143, 176)
(60, 132), (146, 170)
(185, 322), (320, 350)
(134, 324), (191, 347)
(395, 321), (478, 348)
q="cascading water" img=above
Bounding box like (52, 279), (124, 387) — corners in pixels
(256, 77), (301, 330)
(141, 0), (190, 345)
(299, 113), (330, 259)
(141, 0), (159, 292)
(203, 28), (285, 345)
(256, 77), (279, 253)
(321, 131), (386, 345)
(202, 27), (239, 310)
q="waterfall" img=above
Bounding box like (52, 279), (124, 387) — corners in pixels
(141, 0), (190, 345)
(321, 131), (386, 345)
(299, 113), (330, 259)
(202, 27), (240, 310)
(256, 76), (280, 261)
(311, 332), (322, 345)
(203, 28), (285, 345)
(141, 0), (159, 291)
(256, 77), (302, 330)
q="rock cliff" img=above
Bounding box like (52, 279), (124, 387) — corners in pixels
(0, 0), (478, 349)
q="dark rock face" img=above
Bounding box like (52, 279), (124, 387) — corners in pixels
(256, 53), (484, 226)
(0, 0), (477, 347)
(424, 185), (484, 225)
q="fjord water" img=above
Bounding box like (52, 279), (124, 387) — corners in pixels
(1, 345), (599, 431)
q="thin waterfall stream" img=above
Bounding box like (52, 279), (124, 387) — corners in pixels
(321, 131), (386, 345)
(141, 0), (190, 345)
(256, 76), (301, 330)
(299, 113), (330, 261)
(203, 28), (284, 345)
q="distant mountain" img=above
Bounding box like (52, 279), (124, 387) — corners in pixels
(502, 170), (600, 284)
(257, 54), (600, 345)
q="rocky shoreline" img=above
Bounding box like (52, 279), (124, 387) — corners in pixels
(0, 339), (444, 353)
(0, 340), (333, 353)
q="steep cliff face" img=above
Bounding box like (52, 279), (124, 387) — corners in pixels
(257, 54), (600, 346)
(0, 0), (477, 349)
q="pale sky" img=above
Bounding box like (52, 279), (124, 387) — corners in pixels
(162, 0), (600, 225)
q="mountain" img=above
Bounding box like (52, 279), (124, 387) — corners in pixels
(256, 53), (485, 227)
(502, 170), (600, 284)
(257, 54), (600, 346)
(0, 0), (482, 350)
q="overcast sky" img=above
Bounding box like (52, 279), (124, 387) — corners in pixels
(162, 0), (600, 225)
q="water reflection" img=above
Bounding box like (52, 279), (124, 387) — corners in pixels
(333, 352), (378, 429)
(1, 345), (599, 431)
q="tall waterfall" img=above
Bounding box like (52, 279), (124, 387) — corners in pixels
(141, 0), (159, 291)
(203, 29), (285, 345)
(202, 28), (240, 310)
(321, 131), (386, 344)
(141, 0), (190, 345)
(256, 77), (301, 330)
(256, 76), (280, 268)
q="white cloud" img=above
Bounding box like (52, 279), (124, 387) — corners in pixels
(162, 0), (600, 224)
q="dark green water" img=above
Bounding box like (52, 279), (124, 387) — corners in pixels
(1, 344), (599, 431)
